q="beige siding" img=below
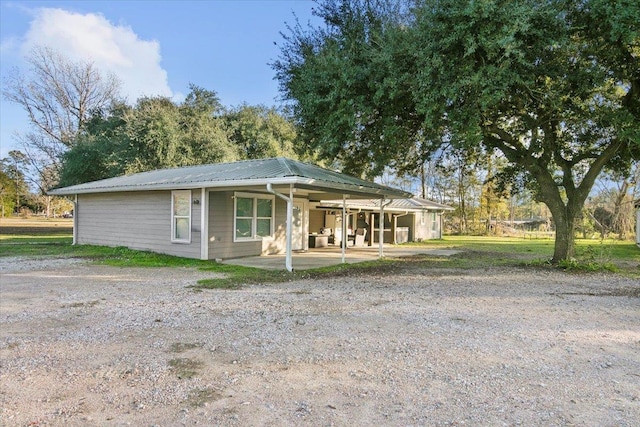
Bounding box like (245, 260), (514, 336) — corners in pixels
(431, 212), (442, 239)
(77, 191), (201, 259)
(207, 191), (288, 259)
(263, 197), (287, 255)
(413, 212), (431, 241)
(208, 191), (259, 259)
(398, 211), (443, 241)
(417, 212), (440, 240)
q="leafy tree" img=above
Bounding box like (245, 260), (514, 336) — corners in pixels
(274, 0), (421, 178)
(176, 85), (237, 168)
(58, 102), (131, 187)
(432, 147), (483, 233)
(226, 104), (299, 160)
(60, 84), (312, 187)
(275, 0), (640, 262)
(1, 151), (30, 211)
(0, 168), (17, 217)
(3, 46), (122, 186)
(122, 92), (237, 173)
(59, 86), (239, 185)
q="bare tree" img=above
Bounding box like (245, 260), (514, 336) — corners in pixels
(3, 46), (121, 184)
(588, 163), (640, 240)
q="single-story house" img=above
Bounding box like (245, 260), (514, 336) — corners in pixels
(311, 197), (454, 245)
(49, 157), (413, 271)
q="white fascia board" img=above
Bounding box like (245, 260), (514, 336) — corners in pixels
(49, 177), (302, 196)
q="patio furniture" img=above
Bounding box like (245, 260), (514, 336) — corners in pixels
(354, 228), (367, 246)
(309, 234), (329, 248)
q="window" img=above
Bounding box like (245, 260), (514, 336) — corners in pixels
(172, 190), (191, 243)
(432, 212), (438, 231)
(234, 193), (274, 241)
(256, 198), (273, 237)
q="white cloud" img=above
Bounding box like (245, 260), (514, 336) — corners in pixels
(21, 8), (172, 102)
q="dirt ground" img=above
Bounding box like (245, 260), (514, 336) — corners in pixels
(0, 217), (73, 236)
(1, 257), (639, 426)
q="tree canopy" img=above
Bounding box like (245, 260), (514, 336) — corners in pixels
(274, 0), (640, 261)
(58, 86), (306, 187)
(225, 104), (299, 160)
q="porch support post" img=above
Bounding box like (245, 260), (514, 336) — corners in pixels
(286, 185), (294, 271)
(266, 183), (293, 272)
(73, 194), (78, 245)
(378, 198), (392, 258)
(200, 187), (209, 260)
(341, 194), (347, 264)
(392, 214), (397, 244)
(379, 198), (385, 258)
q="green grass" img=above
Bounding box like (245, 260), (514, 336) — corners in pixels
(2, 226), (638, 282)
(195, 258), (397, 289)
(408, 235), (638, 258)
(0, 239), (211, 267)
(405, 235), (640, 277)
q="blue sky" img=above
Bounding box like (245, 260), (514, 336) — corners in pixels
(0, 0), (319, 158)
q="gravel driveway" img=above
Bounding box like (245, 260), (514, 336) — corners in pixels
(1, 257), (639, 426)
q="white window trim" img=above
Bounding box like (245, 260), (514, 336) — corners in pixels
(233, 192), (275, 242)
(171, 190), (192, 244)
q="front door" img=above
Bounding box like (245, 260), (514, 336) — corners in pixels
(292, 202), (304, 250)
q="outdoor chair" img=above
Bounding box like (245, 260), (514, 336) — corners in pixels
(354, 228), (366, 246)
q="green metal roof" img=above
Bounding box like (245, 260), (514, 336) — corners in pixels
(49, 157), (413, 199)
(319, 197), (454, 212)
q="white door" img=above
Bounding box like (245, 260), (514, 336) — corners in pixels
(292, 202), (304, 250)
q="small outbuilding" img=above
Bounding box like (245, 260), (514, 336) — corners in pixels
(49, 158), (413, 271)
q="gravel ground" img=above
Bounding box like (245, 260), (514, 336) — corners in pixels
(0, 256), (639, 426)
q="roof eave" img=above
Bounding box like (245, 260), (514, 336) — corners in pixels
(48, 176), (412, 198)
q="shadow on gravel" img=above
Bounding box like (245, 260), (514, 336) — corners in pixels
(549, 288), (640, 298)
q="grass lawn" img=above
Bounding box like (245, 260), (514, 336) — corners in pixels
(410, 235), (639, 261)
(2, 217), (638, 283)
(406, 235), (639, 277)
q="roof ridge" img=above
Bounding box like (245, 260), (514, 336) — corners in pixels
(127, 157), (276, 175)
(49, 157), (413, 198)
(277, 157), (303, 177)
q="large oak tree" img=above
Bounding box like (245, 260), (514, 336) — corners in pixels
(274, 0), (639, 262)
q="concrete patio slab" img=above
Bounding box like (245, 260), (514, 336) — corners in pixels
(221, 246), (461, 270)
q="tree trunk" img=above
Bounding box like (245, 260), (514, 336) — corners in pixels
(420, 162), (427, 199)
(545, 194), (589, 263)
(552, 211), (576, 262)
(612, 180), (630, 240)
(460, 198), (467, 234)
(457, 167), (467, 234)
(46, 195), (52, 218)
